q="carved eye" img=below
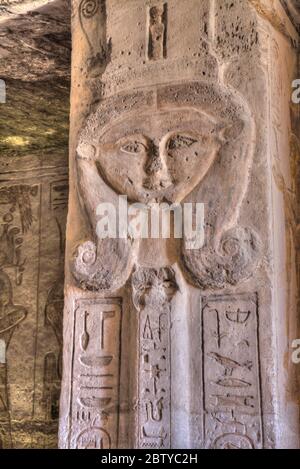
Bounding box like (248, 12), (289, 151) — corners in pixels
(121, 140), (147, 155)
(168, 134), (198, 151)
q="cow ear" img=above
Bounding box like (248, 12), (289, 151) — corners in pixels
(217, 119), (245, 143)
(76, 142), (96, 161)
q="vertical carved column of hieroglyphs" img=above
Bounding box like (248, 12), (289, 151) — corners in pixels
(69, 299), (121, 449)
(202, 294), (263, 449)
(132, 268), (178, 449)
(61, 0), (298, 448)
(35, 173), (68, 448)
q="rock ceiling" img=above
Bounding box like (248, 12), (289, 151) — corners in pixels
(0, 0), (70, 160)
(0, 1), (299, 161)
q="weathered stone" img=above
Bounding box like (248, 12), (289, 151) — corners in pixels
(0, 165), (68, 448)
(59, 0), (300, 449)
(0, 0), (70, 448)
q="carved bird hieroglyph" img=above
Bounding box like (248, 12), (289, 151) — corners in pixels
(208, 352), (253, 377)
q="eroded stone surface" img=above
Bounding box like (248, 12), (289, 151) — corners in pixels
(0, 168), (68, 448)
(0, 0), (70, 449)
(60, 0), (300, 449)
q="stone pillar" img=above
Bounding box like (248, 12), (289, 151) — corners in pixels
(60, 0), (300, 449)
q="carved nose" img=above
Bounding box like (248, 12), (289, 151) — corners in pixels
(143, 144), (172, 192)
(144, 144), (162, 175)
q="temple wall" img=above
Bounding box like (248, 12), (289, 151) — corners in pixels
(0, 0), (70, 448)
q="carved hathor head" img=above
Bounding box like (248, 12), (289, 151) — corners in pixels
(74, 80), (260, 292)
(77, 81), (248, 209)
(73, 0), (261, 292)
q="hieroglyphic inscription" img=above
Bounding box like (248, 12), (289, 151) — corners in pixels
(78, 0), (111, 74)
(43, 352), (61, 421)
(76, 427), (111, 449)
(50, 180), (69, 212)
(132, 267), (178, 449)
(147, 3), (167, 60)
(0, 184), (34, 447)
(0, 166), (68, 448)
(202, 293), (263, 449)
(69, 298), (122, 449)
(138, 307), (170, 448)
(79, 0), (102, 52)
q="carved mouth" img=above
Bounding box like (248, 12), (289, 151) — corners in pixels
(142, 176), (172, 191)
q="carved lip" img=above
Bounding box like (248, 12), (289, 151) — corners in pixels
(79, 397), (112, 409)
(0, 309), (27, 335)
(79, 355), (113, 368)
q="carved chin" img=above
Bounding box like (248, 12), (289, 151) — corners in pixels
(132, 186), (184, 204)
(101, 176), (201, 204)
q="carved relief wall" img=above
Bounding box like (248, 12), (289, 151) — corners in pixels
(0, 0), (70, 448)
(0, 159), (68, 448)
(60, 0), (300, 449)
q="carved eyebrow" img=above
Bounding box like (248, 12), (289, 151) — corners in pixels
(167, 134), (198, 150)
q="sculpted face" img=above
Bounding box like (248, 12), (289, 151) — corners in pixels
(95, 108), (222, 203)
